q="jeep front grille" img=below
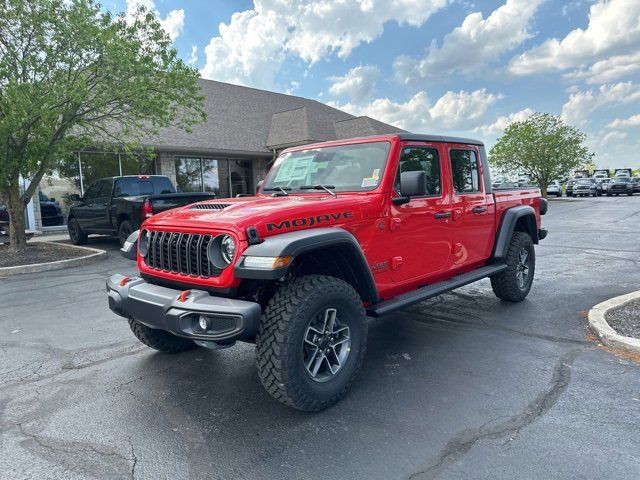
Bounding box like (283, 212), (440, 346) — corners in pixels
(191, 203), (231, 210)
(145, 230), (221, 278)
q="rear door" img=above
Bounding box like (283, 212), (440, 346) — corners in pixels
(448, 146), (495, 269)
(389, 143), (453, 284)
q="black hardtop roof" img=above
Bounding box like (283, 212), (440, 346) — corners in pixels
(396, 133), (484, 146)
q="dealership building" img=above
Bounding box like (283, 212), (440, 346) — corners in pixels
(28, 79), (404, 231)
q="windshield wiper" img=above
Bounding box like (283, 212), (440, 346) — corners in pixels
(263, 186), (290, 196)
(300, 184), (337, 197)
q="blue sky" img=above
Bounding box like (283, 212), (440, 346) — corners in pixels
(111, 0), (640, 168)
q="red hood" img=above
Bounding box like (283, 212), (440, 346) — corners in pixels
(143, 194), (375, 239)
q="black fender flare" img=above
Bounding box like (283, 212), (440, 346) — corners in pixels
(234, 227), (379, 303)
(492, 206), (538, 260)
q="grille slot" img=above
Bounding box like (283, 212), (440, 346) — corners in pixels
(145, 230), (222, 278)
(191, 203), (231, 210)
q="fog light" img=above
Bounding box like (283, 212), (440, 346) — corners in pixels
(198, 315), (211, 331)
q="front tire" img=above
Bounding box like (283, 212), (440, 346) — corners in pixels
(68, 218), (88, 245)
(255, 275), (367, 411)
(491, 231), (535, 302)
(128, 318), (196, 353)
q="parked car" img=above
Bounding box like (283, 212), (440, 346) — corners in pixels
(629, 177), (640, 194)
(0, 203), (8, 223)
(614, 168), (632, 178)
(547, 181), (562, 197)
(108, 133), (547, 411)
(607, 177), (634, 196)
(68, 175), (216, 246)
(38, 191), (64, 227)
(599, 178), (612, 195)
(573, 178), (598, 197)
(566, 179), (577, 196)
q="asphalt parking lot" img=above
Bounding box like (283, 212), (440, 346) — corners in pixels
(2, 196), (639, 479)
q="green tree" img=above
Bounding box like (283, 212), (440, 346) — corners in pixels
(0, 0), (205, 251)
(489, 113), (592, 197)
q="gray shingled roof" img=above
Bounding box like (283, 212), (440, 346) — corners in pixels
(146, 79), (406, 155)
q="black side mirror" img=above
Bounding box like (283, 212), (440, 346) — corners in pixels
(393, 170), (427, 205)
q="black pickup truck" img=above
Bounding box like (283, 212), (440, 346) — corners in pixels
(67, 175), (215, 246)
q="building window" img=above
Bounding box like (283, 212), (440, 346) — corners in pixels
(175, 157), (203, 192)
(174, 156), (254, 198)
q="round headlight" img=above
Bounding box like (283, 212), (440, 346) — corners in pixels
(220, 235), (236, 264)
(138, 229), (149, 257)
(207, 234), (236, 269)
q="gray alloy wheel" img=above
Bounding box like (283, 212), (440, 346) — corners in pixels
(515, 248), (530, 289)
(303, 308), (351, 383)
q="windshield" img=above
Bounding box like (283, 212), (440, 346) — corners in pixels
(614, 177), (630, 183)
(577, 180), (591, 185)
(262, 141), (391, 193)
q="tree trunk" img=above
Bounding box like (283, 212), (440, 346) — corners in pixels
(4, 185), (27, 253)
(540, 185), (548, 198)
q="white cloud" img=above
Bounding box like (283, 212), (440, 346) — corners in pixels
(200, 0), (448, 89)
(606, 114), (640, 129)
(561, 82), (640, 126)
(395, 0), (543, 82)
(188, 45), (198, 66)
(330, 89), (503, 132)
(601, 131), (627, 143)
(475, 108), (535, 135)
(564, 52), (640, 85)
(125, 0), (185, 41)
(328, 66), (379, 103)
(509, 0), (640, 76)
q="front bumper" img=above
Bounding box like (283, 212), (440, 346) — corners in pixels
(106, 274), (261, 342)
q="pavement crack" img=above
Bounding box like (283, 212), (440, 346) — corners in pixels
(408, 348), (580, 479)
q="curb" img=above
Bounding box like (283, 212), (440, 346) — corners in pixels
(0, 244), (107, 277)
(588, 291), (640, 354)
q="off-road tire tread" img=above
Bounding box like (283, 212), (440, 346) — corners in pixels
(255, 275), (366, 411)
(128, 318), (196, 353)
(491, 231), (534, 302)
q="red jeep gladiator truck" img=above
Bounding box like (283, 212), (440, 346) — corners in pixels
(107, 134), (547, 411)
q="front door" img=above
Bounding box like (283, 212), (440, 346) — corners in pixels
(389, 144), (453, 284)
(447, 146), (495, 269)
(86, 179), (113, 232)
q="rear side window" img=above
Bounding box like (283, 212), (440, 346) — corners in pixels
(450, 149), (480, 194)
(395, 147), (441, 196)
(151, 177), (175, 194)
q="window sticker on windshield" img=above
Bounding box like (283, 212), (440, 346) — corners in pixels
(361, 177), (378, 188)
(372, 169), (380, 179)
(311, 161), (329, 173)
(274, 155), (314, 182)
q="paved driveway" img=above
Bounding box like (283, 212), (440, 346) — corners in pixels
(1, 197), (639, 479)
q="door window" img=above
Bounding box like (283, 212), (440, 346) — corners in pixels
(82, 182), (100, 201)
(395, 147), (441, 196)
(450, 150), (480, 194)
(96, 179), (113, 199)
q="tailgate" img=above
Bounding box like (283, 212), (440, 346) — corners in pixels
(149, 193), (216, 213)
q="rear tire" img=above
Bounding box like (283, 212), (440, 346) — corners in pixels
(255, 275), (367, 411)
(68, 218), (88, 245)
(118, 220), (133, 247)
(128, 318), (196, 353)
(491, 231), (535, 302)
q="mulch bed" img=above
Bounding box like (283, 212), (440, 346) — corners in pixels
(0, 242), (92, 268)
(606, 299), (640, 340)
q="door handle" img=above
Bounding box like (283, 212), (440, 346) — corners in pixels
(434, 211), (452, 219)
(472, 206), (487, 214)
